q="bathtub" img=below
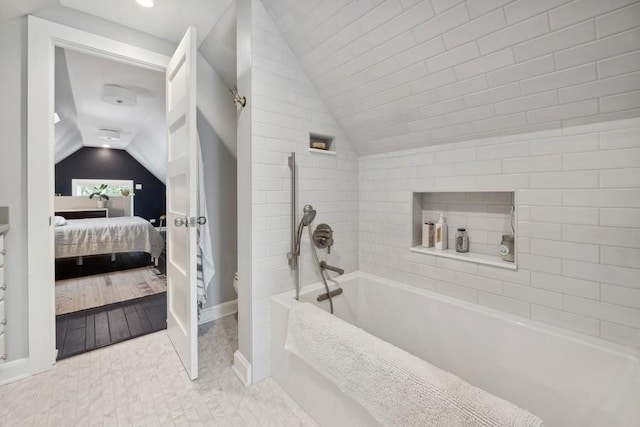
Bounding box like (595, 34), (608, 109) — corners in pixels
(271, 272), (640, 427)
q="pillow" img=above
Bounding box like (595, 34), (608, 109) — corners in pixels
(54, 216), (67, 227)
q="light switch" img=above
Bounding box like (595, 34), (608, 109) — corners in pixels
(135, 183), (142, 190)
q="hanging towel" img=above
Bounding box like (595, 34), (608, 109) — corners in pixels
(285, 303), (544, 427)
(197, 132), (216, 314)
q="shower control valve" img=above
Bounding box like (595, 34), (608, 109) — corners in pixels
(312, 223), (334, 253)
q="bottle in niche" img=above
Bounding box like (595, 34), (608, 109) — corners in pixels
(455, 228), (469, 253)
(435, 213), (448, 250)
(422, 222), (435, 248)
(500, 234), (515, 262)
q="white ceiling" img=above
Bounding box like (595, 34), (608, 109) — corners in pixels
(199, 1), (237, 88)
(55, 48), (167, 182)
(59, 0), (234, 46)
(264, 0), (640, 155)
(0, 0), (57, 23)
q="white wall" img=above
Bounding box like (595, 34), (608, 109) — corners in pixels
(359, 118), (640, 349)
(0, 18), (29, 362)
(197, 55), (239, 308)
(236, 0), (253, 378)
(197, 109), (237, 307)
(199, 1), (237, 89)
(248, 0), (359, 381)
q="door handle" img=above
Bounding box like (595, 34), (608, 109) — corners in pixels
(174, 216), (206, 227)
(188, 216), (207, 227)
(174, 217), (188, 227)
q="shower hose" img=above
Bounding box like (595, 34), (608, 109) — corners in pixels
(308, 226), (334, 314)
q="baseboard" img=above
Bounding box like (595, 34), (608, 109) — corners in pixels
(198, 299), (237, 325)
(0, 358), (31, 386)
(232, 350), (252, 386)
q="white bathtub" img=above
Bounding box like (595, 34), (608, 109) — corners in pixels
(271, 272), (640, 427)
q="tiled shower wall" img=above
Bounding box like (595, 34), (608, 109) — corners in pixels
(250, 0), (359, 381)
(360, 118), (640, 349)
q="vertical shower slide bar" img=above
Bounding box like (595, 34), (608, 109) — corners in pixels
(287, 152), (300, 300)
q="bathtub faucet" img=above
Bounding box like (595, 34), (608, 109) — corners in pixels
(320, 261), (344, 275)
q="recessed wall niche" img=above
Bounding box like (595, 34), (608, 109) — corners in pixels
(411, 191), (517, 270)
(308, 133), (335, 155)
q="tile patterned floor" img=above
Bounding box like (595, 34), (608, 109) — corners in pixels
(0, 315), (317, 426)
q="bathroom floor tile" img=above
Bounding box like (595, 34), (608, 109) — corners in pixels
(0, 315), (317, 426)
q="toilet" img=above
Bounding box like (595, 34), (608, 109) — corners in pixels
(233, 271), (239, 320)
(233, 271), (238, 295)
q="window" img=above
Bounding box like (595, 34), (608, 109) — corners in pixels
(71, 178), (135, 215)
(71, 179), (134, 197)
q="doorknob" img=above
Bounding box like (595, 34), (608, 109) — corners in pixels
(174, 217), (188, 227)
(174, 216), (206, 227)
(188, 216), (207, 227)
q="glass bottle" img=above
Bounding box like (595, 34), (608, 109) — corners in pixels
(455, 228), (469, 253)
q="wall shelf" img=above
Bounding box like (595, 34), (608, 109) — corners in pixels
(412, 190), (517, 270)
(309, 133), (335, 153)
(308, 148), (336, 155)
(410, 246), (517, 270)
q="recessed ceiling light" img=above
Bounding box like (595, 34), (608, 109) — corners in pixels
(136, 0), (154, 8)
(101, 84), (137, 107)
(97, 129), (121, 141)
(102, 144), (111, 148)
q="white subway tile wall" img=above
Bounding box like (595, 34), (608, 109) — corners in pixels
(251, 0), (359, 381)
(262, 0), (640, 156)
(360, 119), (640, 348)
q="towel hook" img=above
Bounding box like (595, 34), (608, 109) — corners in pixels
(230, 85), (246, 108)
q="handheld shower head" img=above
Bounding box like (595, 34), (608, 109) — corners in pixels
(301, 204), (317, 226)
(295, 205), (316, 254)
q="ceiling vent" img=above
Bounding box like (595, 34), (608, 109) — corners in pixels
(97, 129), (121, 141)
(101, 84), (137, 106)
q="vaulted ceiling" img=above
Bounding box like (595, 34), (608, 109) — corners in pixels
(5, 0), (640, 157)
(263, 0), (640, 155)
(54, 48), (167, 182)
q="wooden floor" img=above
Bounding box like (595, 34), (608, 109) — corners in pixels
(56, 293), (167, 360)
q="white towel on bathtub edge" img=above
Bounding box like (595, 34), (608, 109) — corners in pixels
(285, 303), (544, 427)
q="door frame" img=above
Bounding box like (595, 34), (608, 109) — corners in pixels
(27, 16), (170, 375)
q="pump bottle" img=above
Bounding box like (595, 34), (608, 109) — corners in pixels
(435, 212), (448, 250)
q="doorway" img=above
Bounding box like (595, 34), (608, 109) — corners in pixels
(52, 46), (168, 359)
(28, 17), (202, 380)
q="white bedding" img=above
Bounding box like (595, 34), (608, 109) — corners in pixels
(55, 216), (164, 259)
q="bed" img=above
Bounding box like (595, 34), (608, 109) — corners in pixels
(55, 216), (165, 262)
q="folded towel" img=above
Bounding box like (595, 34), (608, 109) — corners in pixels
(285, 303), (544, 427)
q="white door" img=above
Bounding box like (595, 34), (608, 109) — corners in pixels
(166, 27), (198, 380)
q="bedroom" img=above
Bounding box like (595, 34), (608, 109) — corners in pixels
(52, 46), (170, 358)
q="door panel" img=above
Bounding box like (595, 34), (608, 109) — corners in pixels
(165, 27), (198, 380)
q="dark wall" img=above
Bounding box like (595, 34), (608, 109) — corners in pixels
(55, 147), (165, 222)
